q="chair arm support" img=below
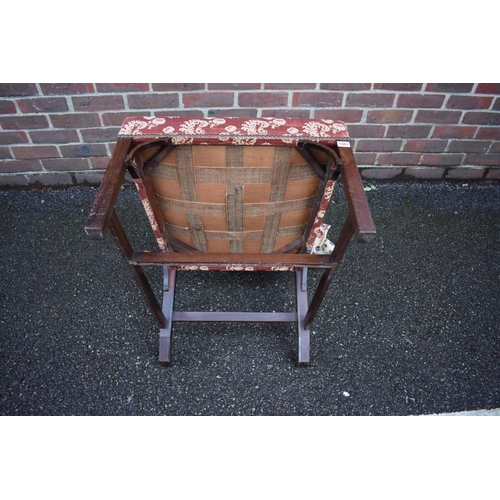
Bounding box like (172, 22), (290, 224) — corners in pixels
(337, 145), (376, 243)
(84, 138), (132, 240)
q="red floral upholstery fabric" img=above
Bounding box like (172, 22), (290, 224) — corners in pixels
(119, 116), (349, 146)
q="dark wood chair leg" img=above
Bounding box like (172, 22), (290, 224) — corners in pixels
(159, 266), (176, 366)
(109, 210), (166, 328)
(304, 215), (355, 327)
(295, 268), (310, 367)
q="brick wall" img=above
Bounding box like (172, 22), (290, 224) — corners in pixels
(1, 83), (499, 186)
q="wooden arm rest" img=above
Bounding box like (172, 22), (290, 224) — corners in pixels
(337, 145), (376, 243)
(84, 138), (132, 240)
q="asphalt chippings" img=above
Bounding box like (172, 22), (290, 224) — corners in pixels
(1, 182), (499, 415)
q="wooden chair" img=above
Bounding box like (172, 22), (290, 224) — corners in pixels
(85, 116), (376, 366)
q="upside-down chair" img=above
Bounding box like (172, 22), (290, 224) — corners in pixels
(85, 116), (376, 366)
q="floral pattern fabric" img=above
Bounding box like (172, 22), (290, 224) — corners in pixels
(306, 179), (336, 253)
(177, 265), (294, 271)
(309, 223), (335, 255)
(118, 116), (349, 146)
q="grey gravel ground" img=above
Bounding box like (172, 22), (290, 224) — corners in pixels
(1, 181), (499, 415)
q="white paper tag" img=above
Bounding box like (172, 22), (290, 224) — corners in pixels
(337, 141), (351, 148)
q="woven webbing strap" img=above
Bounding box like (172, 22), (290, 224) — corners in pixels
(261, 147), (292, 252)
(156, 196), (314, 217)
(149, 164), (316, 183)
(226, 146), (244, 252)
(165, 224), (306, 241)
(175, 147), (208, 252)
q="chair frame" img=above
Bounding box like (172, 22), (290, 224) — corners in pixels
(85, 124), (375, 367)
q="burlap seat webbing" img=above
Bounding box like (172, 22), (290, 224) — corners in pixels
(175, 146), (208, 252)
(149, 164), (319, 183)
(147, 145), (321, 253)
(226, 146), (244, 252)
(261, 147), (292, 253)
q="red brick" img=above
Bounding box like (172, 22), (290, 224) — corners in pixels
(28, 173), (74, 185)
(0, 148), (12, 159)
(493, 98), (500, 111)
(209, 83), (261, 90)
(475, 83), (500, 94)
(94, 83), (149, 93)
(29, 129), (80, 144)
(260, 109), (310, 118)
(320, 83), (371, 90)
(425, 83), (473, 92)
(404, 140), (447, 153)
(239, 92), (287, 107)
(486, 169), (500, 179)
(102, 112), (141, 126)
(366, 110), (412, 123)
(0, 174), (29, 186)
(17, 97), (68, 113)
(0, 131), (29, 144)
(40, 83), (94, 95)
(432, 126), (477, 139)
(386, 125), (432, 138)
(50, 113), (101, 128)
(184, 92), (234, 107)
(356, 139), (402, 152)
(464, 153), (500, 166)
(446, 168), (485, 179)
(264, 83), (315, 90)
(415, 110), (461, 124)
(207, 108), (258, 118)
(0, 115), (49, 129)
(73, 95), (125, 111)
(0, 159), (42, 172)
(446, 95), (493, 109)
(75, 171), (105, 185)
(314, 109), (363, 122)
(476, 127), (500, 141)
(89, 157), (111, 169)
(41, 158), (90, 171)
(60, 144), (107, 158)
(448, 140), (491, 153)
(353, 152), (377, 165)
(346, 93), (395, 107)
(462, 112), (500, 125)
(420, 154), (464, 166)
(347, 124), (386, 138)
(0, 83), (38, 97)
(374, 83), (423, 91)
(292, 92), (342, 107)
(0, 100), (16, 114)
(405, 167), (445, 179)
(377, 153), (421, 166)
(397, 94), (445, 108)
(80, 127), (120, 143)
(361, 168), (403, 179)
(128, 93), (179, 109)
(154, 110), (205, 118)
(153, 83), (205, 91)
(12, 146), (59, 159)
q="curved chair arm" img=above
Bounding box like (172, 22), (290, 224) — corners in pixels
(85, 138), (132, 240)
